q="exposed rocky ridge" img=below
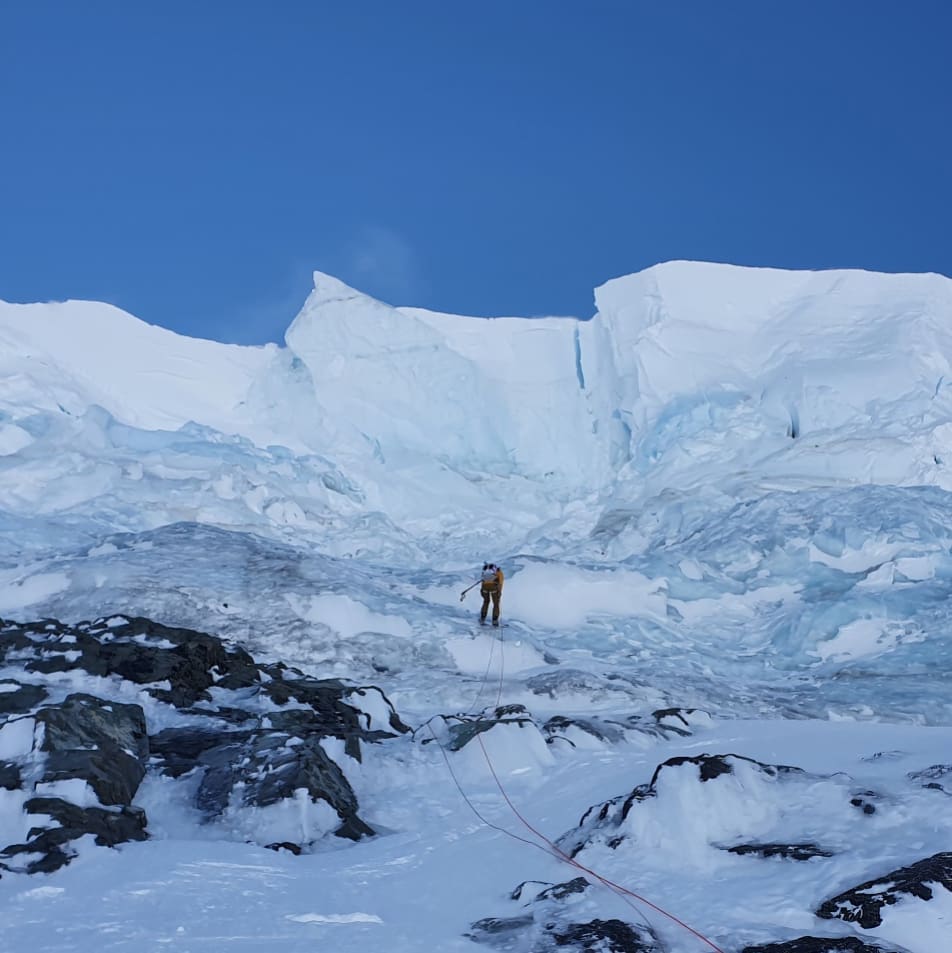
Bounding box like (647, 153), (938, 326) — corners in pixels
(0, 614), (409, 874)
(417, 704), (712, 754)
(907, 763), (952, 795)
(816, 851), (952, 929)
(740, 938), (905, 952)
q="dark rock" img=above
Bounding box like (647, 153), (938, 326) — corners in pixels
(472, 873), (659, 952)
(543, 715), (626, 747)
(431, 705), (534, 753)
(741, 938), (904, 952)
(0, 842), (74, 875)
(266, 841), (302, 855)
(543, 709), (709, 749)
(197, 730), (374, 842)
(552, 918), (658, 952)
(660, 753), (733, 782)
(908, 764), (952, 794)
(726, 842), (834, 861)
(149, 726), (252, 778)
(39, 693), (149, 759)
(17, 616), (259, 709)
(0, 680), (47, 715)
(651, 708), (700, 733)
(2, 616), (403, 868)
(192, 739), (246, 816)
(179, 705), (258, 725)
(348, 685), (411, 735)
(465, 915), (535, 940)
(0, 627), (37, 663)
(1, 797), (147, 874)
(848, 792), (878, 815)
(27, 796), (148, 846)
(36, 694), (148, 805)
(817, 851), (952, 928)
(0, 761), (20, 790)
(509, 877), (592, 902)
(261, 676), (405, 761)
(535, 877), (591, 901)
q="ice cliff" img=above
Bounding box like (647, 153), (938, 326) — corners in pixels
(2, 261), (952, 558)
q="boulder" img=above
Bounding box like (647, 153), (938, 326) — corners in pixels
(1, 797), (147, 874)
(468, 877), (660, 952)
(197, 730), (374, 842)
(149, 726), (252, 778)
(551, 918), (659, 952)
(0, 761), (20, 790)
(0, 680), (47, 715)
(260, 674), (393, 760)
(36, 693), (149, 805)
(557, 754), (853, 861)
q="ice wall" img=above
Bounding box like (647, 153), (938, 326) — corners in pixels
(284, 262), (952, 494)
(283, 271), (612, 484)
(4, 261), (952, 517)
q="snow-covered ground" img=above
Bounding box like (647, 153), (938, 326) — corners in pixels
(2, 262), (951, 952)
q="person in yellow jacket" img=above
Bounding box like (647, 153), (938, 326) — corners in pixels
(479, 562), (504, 627)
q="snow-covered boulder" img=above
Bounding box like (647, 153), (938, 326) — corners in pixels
(558, 753), (875, 864)
(816, 851), (952, 930)
(468, 876), (661, 952)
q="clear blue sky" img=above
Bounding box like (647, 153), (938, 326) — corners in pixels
(2, 1), (950, 343)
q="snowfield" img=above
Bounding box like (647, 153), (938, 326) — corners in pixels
(1, 261), (952, 952)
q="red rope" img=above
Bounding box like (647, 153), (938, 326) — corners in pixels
(468, 625), (726, 953)
(474, 731), (726, 953)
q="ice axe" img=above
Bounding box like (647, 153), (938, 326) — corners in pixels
(459, 581), (480, 602)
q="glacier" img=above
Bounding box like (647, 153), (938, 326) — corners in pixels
(1, 261), (952, 952)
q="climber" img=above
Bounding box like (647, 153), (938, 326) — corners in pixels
(479, 562), (504, 627)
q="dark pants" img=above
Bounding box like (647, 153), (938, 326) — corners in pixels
(480, 588), (501, 624)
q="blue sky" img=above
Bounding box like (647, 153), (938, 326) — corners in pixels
(2, 1), (950, 343)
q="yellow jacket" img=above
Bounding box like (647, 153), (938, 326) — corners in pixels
(481, 568), (504, 593)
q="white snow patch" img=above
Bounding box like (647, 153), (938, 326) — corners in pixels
(815, 617), (894, 662)
(286, 912), (383, 924)
(0, 571), (70, 613)
(219, 787), (341, 846)
(872, 884), (952, 953)
(34, 778), (102, 808)
(453, 719), (554, 783)
(443, 632), (546, 676)
(286, 592), (412, 640)
(18, 886), (66, 899)
(0, 422), (33, 455)
(0, 717), (37, 759)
